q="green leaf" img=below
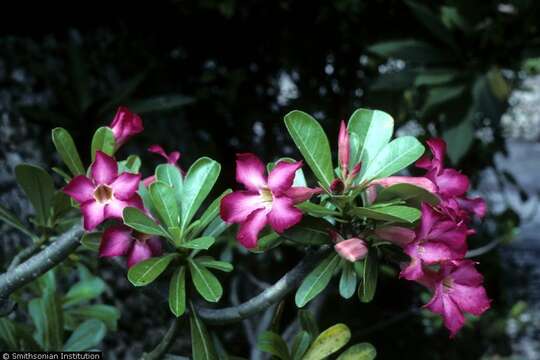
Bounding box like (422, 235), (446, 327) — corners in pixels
(63, 319), (106, 351)
(80, 232), (101, 252)
(443, 111), (474, 165)
(123, 207), (167, 237)
(282, 216), (332, 246)
(129, 94), (194, 113)
(421, 85), (466, 117)
(127, 254), (177, 287)
(194, 257), (233, 272)
(189, 259), (223, 302)
(0, 204), (36, 239)
(190, 303), (218, 360)
(65, 305), (120, 332)
(414, 69), (459, 87)
(339, 262), (357, 299)
(64, 277), (106, 307)
(376, 183), (439, 206)
(405, 0), (458, 50)
(299, 309), (319, 339)
(118, 155), (142, 174)
(303, 324), (351, 360)
(250, 232), (283, 253)
(181, 157), (221, 231)
(156, 164), (183, 206)
(150, 181), (180, 229)
(15, 164), (55, 226)
(284, 110), (334, 189)
(257, 331), (291, 360)
(351, 205), (421, 223)
(295, 253), (340, 307)
(179, 236), (215, 250)
(291, 331), (311, 360)
(196, 189), (232, 234)
(90, 126), (116, 159)
(368, 39), (449, 64)
(202, 217), (229, 238)
(51, 127), (85, 176)
(169, 266), (187, 317)
(296, 202), (340, 217)
(337, 343), (377, 360)
(358, 250), (378, 303)
(360, 136), (424, 182)
(29, 291), (63, 350)
(0, 318), (18, 350)
(347, 109), (394, 178)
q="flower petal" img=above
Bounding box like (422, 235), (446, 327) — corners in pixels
(110, 106), (143, 147)
(100, 225), (133, 257)
(237, 208), (268, 248)
(110, 172), (141, 200)
(417, 203), (440, 239)
(146, 237), (163, 256)
(338, 120), (350, 175)
(220, 190), (264, 223)
(451, 283), (491, 316)
(374, 226), (416, 247)
(104, 195), (144, 219)
(236, 153), (267, 191)
(425, 287), (465, 337)
(63, 176), (95, 203)
(400, 256), (425, 281)
(91, 151), (118, 185)
(448, 260), (484, 287)
(80, 200), (106, 230)
(335, 238), (368, 262)
(282, 186), (321, 204)
(435, 169), (469, 198)
(457, 197), (486, 218)
(127, 241), (153, 268)
(148, 144), (180, 165)
(268, 161), (302, 193)
(267, 196), (302, 233)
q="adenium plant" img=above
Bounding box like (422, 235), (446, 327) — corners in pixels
(0, 105), (491, 357)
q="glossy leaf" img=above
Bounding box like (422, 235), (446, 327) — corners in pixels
(63, 319), (106, 351)
(150, 181), (180, 228)
(296, 202), (340, 217)
(360, 136), (424, 182)
(90, 126), (116, 159)
(181, 157), (221, 230)
(339, 261), (357, 299)
(169, 266), (187, 317)
(202, 217), (229, 238)
(51, 127), (85, 176)
(179, 236), (215, 250)
(358, 250), (378, 303)
(156, 164), (183, 203)
(190, 302), (218, 360)
(118, 155), (141, 174)
(376, 183), (439, 206)
(123, 207), (167, 237)
(337, 343), (377, 360)
(257, 331), (291, 360)
(303, 324), (351, 360)
(15, 164), (55, 226)
(282, 216), (332, 246)
(291, 331), (311, 360)
(284, 110), (334, 189)
(196, 189), (232, 235)
(295, 253), (340, 307)
(351, 205), (421, 223)
(195, 257), (233, 272)
(189, 259), (223, 302)
(127, 254), (177, 287)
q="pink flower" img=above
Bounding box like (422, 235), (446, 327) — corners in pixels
(109, 106), (144, 148)
(63, 151), (143, 230)
(400, 203), (467, 281)
(335, 237), (368, 262)
(143, 144), (182, 187)
(220, 153), (321, 248)
(424, 260), (491, 337)
(338, 120), (350, 179)
(100, 224), (162, 268)
(374, 226), (416, 247)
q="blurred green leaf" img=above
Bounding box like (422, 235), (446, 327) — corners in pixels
(337, 343), (377, 360)
(64, 277), (106, 307)
(405, 0), (458, 50)
(369, 40), (449, 64)
(52, 127), (85, 176)
(257, 331), (291, 360)
(0, 204), (36, 239)
(66, 304), (120, 332)
(129, 94), (195, 113)
(291, 331), (311, 360)
(63, 319), (106, 351)
(299, 309), (319, 339)
(29, 291), (63, 350)
(15, 164), (55, 226)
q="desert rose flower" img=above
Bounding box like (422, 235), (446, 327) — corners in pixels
(424, 260), (491, 336)
(63, 151), (143, 230)
(143, 144), (182, 187)
(220, 153), (320, 248)
(334, 237), (368, 262)
(374, 226), (416, 247)
(100, 225), (162, 268)
(109, 106), (144, 148)
(400, 203), (467, 281)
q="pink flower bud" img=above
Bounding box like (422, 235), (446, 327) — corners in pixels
(334, 237), (368, 262)
(109, 106), (144, 148)
(338, 120), (350, 178)
(330, 178), (345, 194)
(374, 226), (416, 247)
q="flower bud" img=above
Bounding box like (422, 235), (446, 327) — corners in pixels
(338, 120), (350, 178)
(109, 106), (144, 148)
(330, 178), (345, 194)
(334, 237), (368, 262)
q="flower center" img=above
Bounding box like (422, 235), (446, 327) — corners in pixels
(259, 187), (273, 205)
(442, 277), (454, 292)
(93, 184), (113, 204)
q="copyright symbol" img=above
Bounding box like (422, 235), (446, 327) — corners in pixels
(3, 353), (10, 360)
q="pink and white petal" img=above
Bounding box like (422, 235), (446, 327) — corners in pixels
(237, 208), (269, 249)
(146, 237), (163, 256)
(80, 200), (106, 231)
(268, 161), (302, 193)
(451, 283), (491, 316)
(127, 241), (153, 268)
(99, 225), (133, 257)
(282, 187), (321, 204)
(267, 196), (302, 233)
(110, 172), (141, 200)
(421, 242), (458, 263)
(436, 169), (469, 198)
(104, 196), (142, 220)
(374, 226), (416, 247)
(91, 151), (118, 185)
(63, 176), (95, 203)
(371, 176), (437, 193)
(220, 191), (264, 223)
(235, 153), (267, 191)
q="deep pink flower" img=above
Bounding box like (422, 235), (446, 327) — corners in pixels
(109, 106), (144, 148)
(424, 260), (491, 337)
(63, 151), (143, 230)
(374, 226), (416, 247)
(100, 224), (162, 268)
(220, 153), (320, 248)
(335, 237), (368, 262)
(338, 120), (350, 179)
(400, 203), (468, 281)
(143, 144), (182, 187)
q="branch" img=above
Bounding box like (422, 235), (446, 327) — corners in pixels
(198, 247), (330, 325)
(142, 317), (180, 360)
(465, 238), (502, 258)
(0, 223), (83, 316)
